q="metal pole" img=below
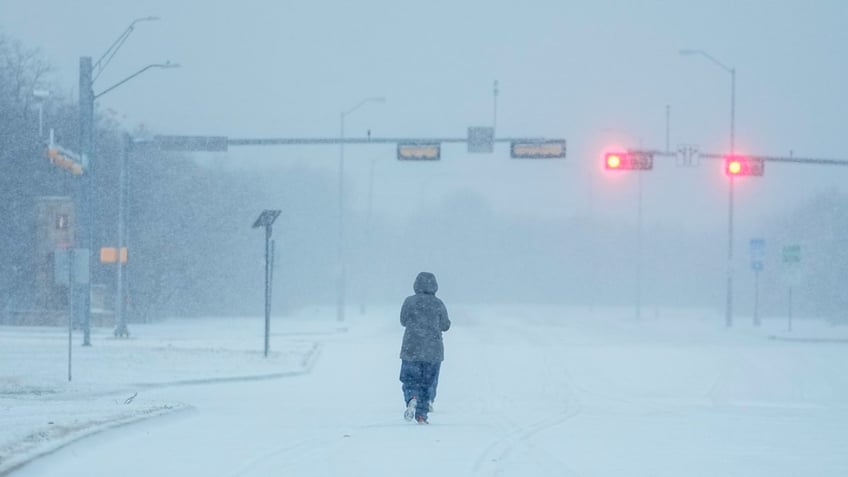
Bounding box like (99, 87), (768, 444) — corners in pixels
(730, 68), (736, 155)
(726, 67), (736, 328)
(78, 57), (94, 346)
(727, 176), (734, 327)
(114, 133), (129, 338)
(788, 287), (793, 332)
(337, 112), (346, 322)
(753, 269), (760, 327)
(68, 249), (74, 382)
(264, 224), (272, 357)
(38, 103), (44, 138)
(636, 169), (643, 321)
(665, 105), (670, 153)
(493, 80), (499, 134)
(335, 97), (384, 322)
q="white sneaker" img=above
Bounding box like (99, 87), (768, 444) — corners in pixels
(404, 397), (417, 421)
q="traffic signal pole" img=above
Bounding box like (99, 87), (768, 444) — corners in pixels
(726, 66), (736, 329)
(610, 147), (848, 329)
(727, 175), (734, 328)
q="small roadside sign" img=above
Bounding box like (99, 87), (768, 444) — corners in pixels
(782, 244), (801, 264)
(782, 244), (802, 287)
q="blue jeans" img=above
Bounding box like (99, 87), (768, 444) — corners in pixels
(399, 360), (440, 418)
(428, 362), (441, 402)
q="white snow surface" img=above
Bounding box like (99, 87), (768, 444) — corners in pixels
(2, 305), (847, 476)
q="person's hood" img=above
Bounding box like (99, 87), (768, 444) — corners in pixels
(413, 272), (438, 295)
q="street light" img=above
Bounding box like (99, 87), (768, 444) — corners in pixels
(338, 96), (385, 322)
(77, 16), (173, 344)
(680, 48), (736, 327)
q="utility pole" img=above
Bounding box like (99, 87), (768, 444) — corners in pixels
(78, 56), (94, 346)
(493, 80), (499, 134)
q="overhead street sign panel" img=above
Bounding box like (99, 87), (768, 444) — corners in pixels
(467, 127), (494, 153)
(155, 135), (229, 152)
(510, 140), (566, 159)
(397, 142), (441, 161)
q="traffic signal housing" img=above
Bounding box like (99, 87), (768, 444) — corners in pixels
(724, 156), (764, 176)
(46, 147), (84, 175)
(604, 151), (653, 170)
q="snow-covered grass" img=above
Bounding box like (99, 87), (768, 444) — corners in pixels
(0, 312), (333, 475)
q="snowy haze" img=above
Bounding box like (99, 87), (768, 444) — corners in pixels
(2, 2), (848, 475)
(2, 1), (848, 314)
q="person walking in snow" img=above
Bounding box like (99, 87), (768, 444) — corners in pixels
(399, 271), (450, 424)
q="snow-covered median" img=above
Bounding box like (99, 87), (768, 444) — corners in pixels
(0, 315), (333, 475)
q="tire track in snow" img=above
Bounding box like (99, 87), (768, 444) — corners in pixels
(471, 318), (585, 476)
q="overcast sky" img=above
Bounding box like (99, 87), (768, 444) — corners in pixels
(3, 0), (848, 235)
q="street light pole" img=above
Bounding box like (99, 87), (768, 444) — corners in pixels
(78, 56), (94, 345)
(680, 49), (736, 327)
(77, 16), (171, 343)
(337, 97), (385, 322)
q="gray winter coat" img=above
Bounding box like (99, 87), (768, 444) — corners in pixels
(399, 272), (451, 363)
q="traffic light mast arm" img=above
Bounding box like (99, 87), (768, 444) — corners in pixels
(625, 148), (848, 167)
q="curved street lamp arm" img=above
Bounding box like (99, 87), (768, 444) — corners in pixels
(94, 62), (179, 99)
(342, 96), (386, 118)
(93, 16), (160, 83)
(679, 49), (732, 74)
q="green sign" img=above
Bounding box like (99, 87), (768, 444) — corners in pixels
(782, 244), (801, 264)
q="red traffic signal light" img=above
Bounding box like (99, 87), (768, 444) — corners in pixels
(604, 151), (653, 170)
(724, 156), (764, 176)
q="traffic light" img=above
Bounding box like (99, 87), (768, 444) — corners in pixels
(45, 147), (84, 175)
(724, 156), (764, 176)
(397, 143), (441, 161)
(510, 140), (567, 159)
(604, 151), (653, 170)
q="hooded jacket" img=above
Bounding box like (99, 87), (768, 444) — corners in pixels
(399, 272), (451, 362)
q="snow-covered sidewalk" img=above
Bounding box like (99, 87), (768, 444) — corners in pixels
(0, 312), (338, 475)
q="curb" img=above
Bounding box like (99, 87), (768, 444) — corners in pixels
(0, 342), (322, 476)
(0, 403), (192, 477)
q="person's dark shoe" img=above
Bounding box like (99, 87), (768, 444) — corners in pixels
(416, 414), (429, 424)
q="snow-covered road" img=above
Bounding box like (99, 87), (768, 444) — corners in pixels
(8, 306), (848, 476)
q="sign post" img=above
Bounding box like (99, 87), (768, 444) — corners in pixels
(252, 210), (281, 357)
(750, 238), (765, 326)
(782, 244), (801, 331)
